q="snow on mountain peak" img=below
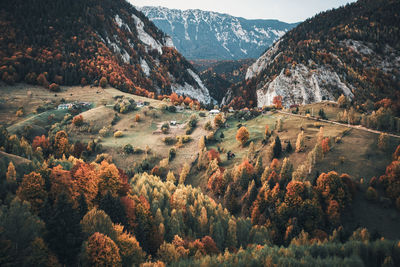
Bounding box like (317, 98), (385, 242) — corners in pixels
(137, 6), (297, 60)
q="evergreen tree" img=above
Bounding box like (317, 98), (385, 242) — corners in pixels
(77, 193), (88, 220)
(286, 140), (293, 153)
(0, 197), (45, 265)
(99, 192), (127, 226)
(273, 136), (282, 159)
(45, 193), (82, 265)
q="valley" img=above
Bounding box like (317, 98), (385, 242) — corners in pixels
(1, 0), (400, 266)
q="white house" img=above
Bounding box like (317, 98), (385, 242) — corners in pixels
(209, 109), (220, 115)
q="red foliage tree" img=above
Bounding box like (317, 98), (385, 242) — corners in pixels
(207, 149), (221, 163)
(321, 137), (330, 154)
(32, 135), (50, 154)
(273, 95), (283, 109)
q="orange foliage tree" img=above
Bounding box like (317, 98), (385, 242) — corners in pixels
(72, 115), (84, 126)
(54, 130), (69, 157)
(236, 126), (249, 146)
(17, 172), (47, 213)
(98, 160), (122, 197)
(82, 232), (121, 266)
(71, 162), (99, 207)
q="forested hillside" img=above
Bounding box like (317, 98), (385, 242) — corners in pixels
(225, 0), (400, 112)
(0, 0), (211, 103)
(192, 59), (255, 103)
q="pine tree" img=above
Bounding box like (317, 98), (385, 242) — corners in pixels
(45, 193), (82, 266)
(6, 161), (16, 183)
(0, 197), (45, 265)
(280, 158), (293, 184)
(247, 141), (256, 160)
(99, 192), (127, 226)
(317, 127), (324, 144)
(179, 163), (190, 184)
(286, 140), (293, 153)
(272, 136), (282, 159)
(166, 171), (176, 184)
(77, 193), (88, 220)
(295, 131), (305, 152)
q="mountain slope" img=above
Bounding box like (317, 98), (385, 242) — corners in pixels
(192, 59), (255, 102)
(226, 0), (400, 110)
(137, 6), (298, 60)
(0, 0), (211, 103)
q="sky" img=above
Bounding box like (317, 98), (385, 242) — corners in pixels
(130, 0), (357, 23)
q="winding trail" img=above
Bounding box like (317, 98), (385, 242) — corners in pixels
(276, 110), (400, 139)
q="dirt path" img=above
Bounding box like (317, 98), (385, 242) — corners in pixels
(277, 110), (400, 139)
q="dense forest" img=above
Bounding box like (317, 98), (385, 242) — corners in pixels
(0, 0), (203, 100)
(227, 0), (400, 113)
(1, 104), (400, 265)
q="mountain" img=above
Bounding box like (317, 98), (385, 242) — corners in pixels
(191, 59), (255, 102)
(137, 6), (298, 60)
(0, 0), (211, 104)
(224, 0), (400, 110)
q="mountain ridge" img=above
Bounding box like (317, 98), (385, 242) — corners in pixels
(137, 5), (298, 60)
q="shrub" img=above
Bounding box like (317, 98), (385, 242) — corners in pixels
(168, 105), (176, 113)
(36, 73), (49, 87)
(16, 108), (24, 117)
(114, 131), (123, 138)
(365, 187), (378, 201)
(204, 121), (213, 131)
(99, 126), (112, 137)
(161, 123), (170, 134)
(100, 77), (108, 88)
(169, 148), (176, 161)
(188, 114), (198, 128)
(124, 144), (134, 154)
(163, 137), (176, 145)
(111, 114), (120, 126)
(133, 147), (144, 154)
(72, 115), (84, 126)
(134, 114), (140, 122)
(49, 83), (60, 92)
(176, 135), (192, 144)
